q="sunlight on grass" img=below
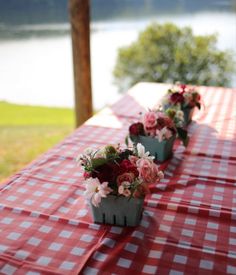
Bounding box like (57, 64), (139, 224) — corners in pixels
(0, 101), (75, 183)
(0, 101), (74, 125)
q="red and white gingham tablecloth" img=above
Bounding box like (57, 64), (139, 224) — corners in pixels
(0, 82), (236, 274)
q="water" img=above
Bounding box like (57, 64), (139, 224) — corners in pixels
(0, 11), (235, 110)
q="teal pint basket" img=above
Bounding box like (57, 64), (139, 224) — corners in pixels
(182, 107), (194, 126)
(131, 135), (175, 162)
(90, 195), (144, 227)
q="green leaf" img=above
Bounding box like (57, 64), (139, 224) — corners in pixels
(91, 157), (107, 168)
(196, 102), (201, 110)
(183, 135), (189, 147)
(177, 127), (189, 147)
(105, 145), (117, 158)
(177, 127), (187, 139)
(130, 135), (139, 142)
(125, 135), (129, 147)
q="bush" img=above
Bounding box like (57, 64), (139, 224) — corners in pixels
(113, 23), (235, 91)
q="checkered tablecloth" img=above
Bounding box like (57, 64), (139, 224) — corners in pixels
(0, 82), (236, 275)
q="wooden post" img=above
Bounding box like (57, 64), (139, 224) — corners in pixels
(69, 0), (93, 127)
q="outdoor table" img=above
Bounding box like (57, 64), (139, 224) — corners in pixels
(0, 82), (235, 274)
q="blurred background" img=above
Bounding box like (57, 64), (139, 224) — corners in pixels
(0, 0), (236, 181)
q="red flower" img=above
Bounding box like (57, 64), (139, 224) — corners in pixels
(180, 84), (187, 93)
(129, 122), (144, 136)
(91, 162), (120, 183)
(193, 92), (201, 102)
(188, 100), (196, 108)
(119, 159), (139, 177)
(117, 172), (135, 185)
(170, 92), (184, 105)
(156, 115), (174, 130)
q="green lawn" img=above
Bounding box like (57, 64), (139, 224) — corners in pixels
(0, 101), (75, 183)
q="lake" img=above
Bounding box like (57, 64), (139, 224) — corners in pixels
(0, 11), (235, 110)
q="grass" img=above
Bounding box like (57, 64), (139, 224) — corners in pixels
(0, 101), (75, 183)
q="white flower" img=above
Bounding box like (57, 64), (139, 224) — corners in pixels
(176, 120), (184, 128)
(165, 128), (173, 140)
(84, 147), (94, 155)
(84, 178), (112, 207)
(118, 185), (124, 195)
(162, 96), (169, 106)
(156, 127), (173, 142)
(76, 154), (85, 164)
(136, 143), (154, 160)
(176, 110), (184, 120)
(94, 148), (106, 158)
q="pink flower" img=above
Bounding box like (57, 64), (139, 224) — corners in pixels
(158, 171), (164, 179)
(123, 189), (131, 197)
(165, 128), (172, 139)
(118, 181), (131, 197)
(84, 178), (112, 207)
(143, 111), (158, 129)
(83, 171), (91, 179)
(136, 158), (161, 184)
(117, 172), (135, 186)
(118, 185), (125, 195)
(156, 127), (173, 142)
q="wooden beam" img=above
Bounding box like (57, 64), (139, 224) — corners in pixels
(69, 0), (93, 127)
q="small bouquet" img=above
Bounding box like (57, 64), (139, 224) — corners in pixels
(162, 84), (201, 125)
(128, 109), (188, 148)
(162, 84), (201, 110)
(78, 144), (164, 207)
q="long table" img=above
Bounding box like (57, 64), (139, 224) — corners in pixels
(0, 82), (236, 274)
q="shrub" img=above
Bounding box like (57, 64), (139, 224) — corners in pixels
(113, 23), (235, 91)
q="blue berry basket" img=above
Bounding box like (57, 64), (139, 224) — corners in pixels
(90, 195), (144, 227)
(131, 135), (175, 162)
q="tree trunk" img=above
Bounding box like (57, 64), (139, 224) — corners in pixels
(69, 0), (93, 127)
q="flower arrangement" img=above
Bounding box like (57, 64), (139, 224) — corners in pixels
(78, 144), (164, 207)
(162, 84), (201, 126)
(128, 109), (188, 147)
(162, 84), (201, 110)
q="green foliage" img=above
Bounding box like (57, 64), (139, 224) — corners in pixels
(176, 127), (189, 147)
(91, 157), (108, 169)
(113, 23), (235, 91)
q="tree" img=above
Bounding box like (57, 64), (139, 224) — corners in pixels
(113, 23), (235, 92)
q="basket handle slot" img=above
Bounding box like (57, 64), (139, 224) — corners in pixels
(124, 216), (127, 226)
(113, 215), (116, 225)
(155, 152), (158, 160)
(102, 213), (105, 224)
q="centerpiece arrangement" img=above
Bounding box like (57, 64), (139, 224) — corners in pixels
(128, 109), (188, 162)
(162, 84), (201, 125)
(78, 143), (164, 226)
